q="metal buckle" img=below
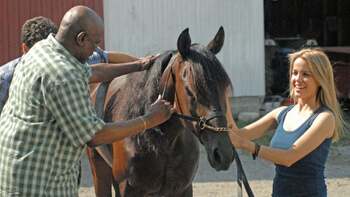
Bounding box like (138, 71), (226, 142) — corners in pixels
(198, 117), (207, 130)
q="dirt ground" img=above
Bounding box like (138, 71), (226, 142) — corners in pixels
(79, 145), (350, 197)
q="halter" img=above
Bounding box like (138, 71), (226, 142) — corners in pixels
(161, 54), (255, 197)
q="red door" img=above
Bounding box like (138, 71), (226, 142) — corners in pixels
(0, 0), (104, 65)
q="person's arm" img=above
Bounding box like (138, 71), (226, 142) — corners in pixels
(45, 75), (173, 148)
(89, 55), (159, 83)
(238, 107), (286, 140)
(107, 51), (140, 63)
(228, 103), (286, 140)
(87, 96), (174, 147)
(224, 87), (281, 141)
(229, 111), (335, 167)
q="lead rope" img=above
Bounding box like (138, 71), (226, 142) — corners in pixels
(233, 147), (255, 197)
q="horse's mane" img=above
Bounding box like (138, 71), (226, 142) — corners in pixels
(120, 50), (175, 119)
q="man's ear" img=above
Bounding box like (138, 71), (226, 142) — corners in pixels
(76, 31), (86, 47)
(21, 43), (29, 54)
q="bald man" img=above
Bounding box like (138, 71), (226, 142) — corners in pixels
(0, 16), (138, 113)
(0, 6), (173, 196)
(0, 16), (156, 114)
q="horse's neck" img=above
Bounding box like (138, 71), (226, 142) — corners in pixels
(104, 63), (188, 151)
(131, 116), (186, 154)
(108, 75), (129, 94)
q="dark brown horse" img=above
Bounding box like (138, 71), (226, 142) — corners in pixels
(87, 27), (235, 197)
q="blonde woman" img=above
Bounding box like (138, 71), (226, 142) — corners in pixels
(229, 48), (344, 197)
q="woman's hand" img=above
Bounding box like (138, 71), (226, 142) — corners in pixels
(228, 129), (246, 149)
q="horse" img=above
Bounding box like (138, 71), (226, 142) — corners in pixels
(87, 27), (235, 197)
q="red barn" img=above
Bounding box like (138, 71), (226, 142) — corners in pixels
(0, 0), (104, 65)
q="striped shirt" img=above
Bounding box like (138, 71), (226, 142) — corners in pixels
(0, 48), (107, 116)
(0, 34), (105, 197)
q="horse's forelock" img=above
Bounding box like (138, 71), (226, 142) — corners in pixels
(186, 45), (231, 106)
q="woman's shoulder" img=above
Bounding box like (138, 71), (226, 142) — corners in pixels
(312, 106), (335, 122)
(312, 108), (335, 138)
(315, 108), (335, 124)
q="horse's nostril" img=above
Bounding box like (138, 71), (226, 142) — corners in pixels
(213, 148), (222, 164)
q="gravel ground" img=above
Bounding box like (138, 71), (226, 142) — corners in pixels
(79, 145), (350, 197)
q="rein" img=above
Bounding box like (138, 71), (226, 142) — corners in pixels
(161, 54), (255, 197)
(173, 113), (229, 132)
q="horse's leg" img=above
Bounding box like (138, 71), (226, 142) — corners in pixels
(112, 180), (121, 197)
(122, 182), (145, 197)
(86, 147), (113, 197)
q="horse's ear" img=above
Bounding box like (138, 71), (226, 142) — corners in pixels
(207, 26), (225, 54)
(177, 28), (191, 58)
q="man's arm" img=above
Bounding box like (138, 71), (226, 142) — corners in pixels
(87, 96), (174, 147)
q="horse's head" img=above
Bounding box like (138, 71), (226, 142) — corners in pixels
(160, 27), (234, 171)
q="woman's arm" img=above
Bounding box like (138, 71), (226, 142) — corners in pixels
(229, 111), (335, 166)
(227, 100), (286, 140)
(239, 107), (285, 140)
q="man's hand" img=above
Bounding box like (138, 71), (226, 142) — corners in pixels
(138, 54), (160, 71)
(143, 95), (175, 128)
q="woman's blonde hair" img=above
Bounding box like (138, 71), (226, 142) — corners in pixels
(288, 48), (344, 141)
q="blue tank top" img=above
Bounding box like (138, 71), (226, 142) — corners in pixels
(270, 105), (331, 197)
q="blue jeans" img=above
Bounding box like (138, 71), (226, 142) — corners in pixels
(272, 176), (327, 197)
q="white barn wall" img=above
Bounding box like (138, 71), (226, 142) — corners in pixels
(103, 0), (265, 97)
